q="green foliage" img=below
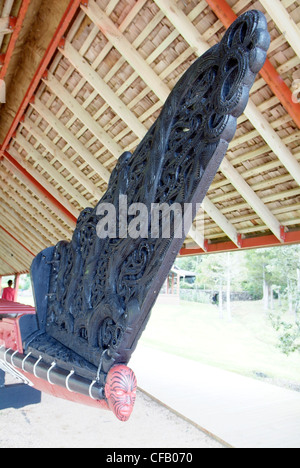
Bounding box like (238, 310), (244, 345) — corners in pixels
(175, 256), (202, 272)
(177, 244), (300, 356)
(241, 279), (262, 300)
(20, 274), (31, 291)
(180, 281), (195, 290)
(243, 248), (277, 298)
(269, 313), (300, 356)
(195, 253), (226, 288)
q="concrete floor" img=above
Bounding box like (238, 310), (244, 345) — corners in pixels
(130, 344), (300, 448)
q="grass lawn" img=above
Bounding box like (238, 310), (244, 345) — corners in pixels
(140, 299), (300, 387)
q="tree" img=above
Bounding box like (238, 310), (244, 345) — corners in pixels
(268, 245), (300, 317)
(267, 245), (300, 356)
(195, 252), (245, 320)
(244, 248), (278, 309)
(175, 256), (201, 273)
(176, 245), (300, 355)
(20, 274), (31, 291)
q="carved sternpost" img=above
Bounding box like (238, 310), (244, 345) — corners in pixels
(30, 11), (270, 389)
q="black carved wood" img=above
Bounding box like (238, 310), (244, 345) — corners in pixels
(27, 11), (270, 389)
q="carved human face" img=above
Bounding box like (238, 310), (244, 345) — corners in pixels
(105, 365), (137, 422)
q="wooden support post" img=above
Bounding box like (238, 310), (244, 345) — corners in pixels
(14, 273), (20, 302)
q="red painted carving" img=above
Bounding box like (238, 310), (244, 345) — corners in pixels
(105, 365), (137, 422)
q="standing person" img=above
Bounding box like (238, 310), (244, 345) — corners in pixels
(1, 280), (15, 302)
(0, 279), (16, 388)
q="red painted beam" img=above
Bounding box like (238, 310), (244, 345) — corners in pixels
(0, 0), (84, 155)
(0, 225), (35, 257)
(4, 150), (77, 225)
(0, 255), (17, 272)
(0, 0), (32, 81)
(0, 1), (83, 228)
(180, 230), (300, 256)
(205, 0), (300, 129)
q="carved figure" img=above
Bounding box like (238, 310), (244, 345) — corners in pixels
(105, 365), (137, 422)
(0, 11), (270, 420)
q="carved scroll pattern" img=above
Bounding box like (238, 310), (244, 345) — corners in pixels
(44, 11), (270, 373)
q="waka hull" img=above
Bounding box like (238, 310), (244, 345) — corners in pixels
(0, 317), (109, 410)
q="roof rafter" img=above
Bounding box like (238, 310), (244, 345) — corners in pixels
(0, 163), (73, 241)
(77, 0), (242, 247)
(13, 133), (88, 209)
(0, 227), (33, 270)
(0, 0), (84, 156)
(20, 118), (103, 203)
(0, 248), (22, 273)
(260, 0), (300, 60)
(153, 0), (296, 241)
(0, 255), (18, 275)
(0, 191), (59, 248)
(189, 223), (207, 252)
(154, 0), (300, 184)
(43, 72), (122, 161)
(244, 100), (300, 187)
(0, 0), (15, 51)
(202, 196), (241, 246)
(3, 152), (77, 227)
(205, 0), (300, 130)
(0, 17), (12, 35)
(81, 0), (171, 104)
(5, 146), (79, 219)
(59, 40), (147, 140)
(0, 0), (31, 81)
(0, 233), (30, 269)
(0, 186), (65, 248)
(0, 0), (299, 273)
(0, 212), (46, 254)
(0, 224), (35, 257)
(0, 190), (47, 253)
(30, 98), (111, 184)
(220, 158), (283, 241)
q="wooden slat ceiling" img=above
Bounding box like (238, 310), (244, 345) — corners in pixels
(0, 0), (299, 276)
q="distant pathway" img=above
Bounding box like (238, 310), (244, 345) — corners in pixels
(130, 344), (300, 448)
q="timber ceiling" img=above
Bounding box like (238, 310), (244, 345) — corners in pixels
(0, 0), (299, 276)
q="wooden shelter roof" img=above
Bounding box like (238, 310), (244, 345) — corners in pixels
(0, 0), (299, 276)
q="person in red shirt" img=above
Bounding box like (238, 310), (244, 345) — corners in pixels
(1, 280), (15, 302)
(0, 279), (16, 388)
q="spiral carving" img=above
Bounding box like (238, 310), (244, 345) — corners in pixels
(32, 11), (270, 376)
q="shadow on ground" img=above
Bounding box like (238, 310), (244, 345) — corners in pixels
(0, 384), (41, 410)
